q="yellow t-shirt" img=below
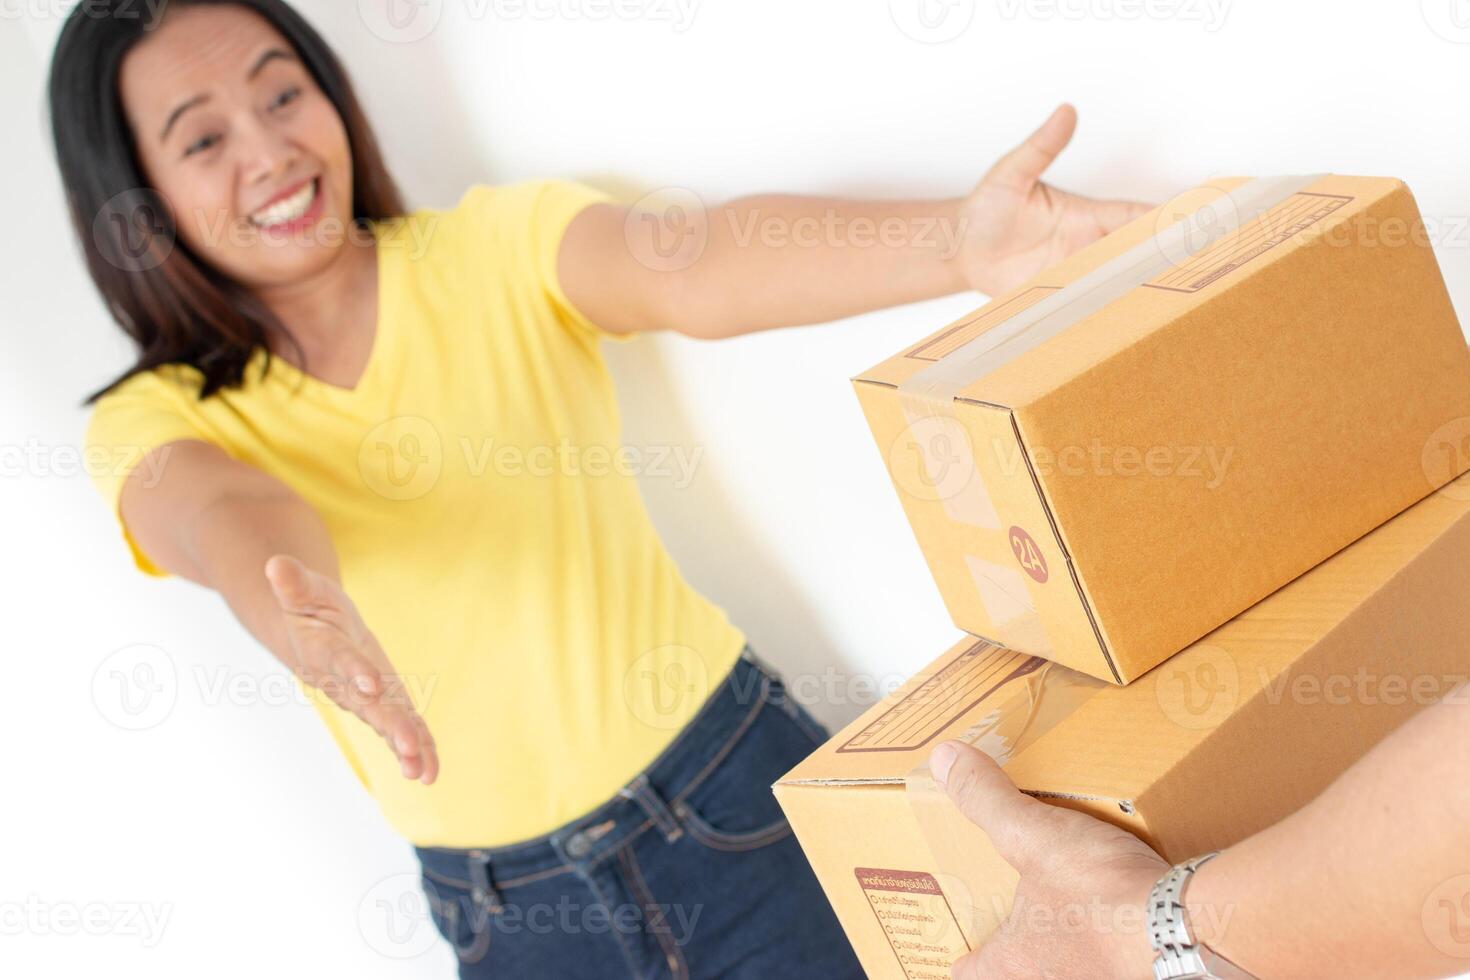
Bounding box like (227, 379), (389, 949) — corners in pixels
(84, 179), (748, 848)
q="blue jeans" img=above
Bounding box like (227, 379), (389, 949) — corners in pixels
(414, 646), (865, 979)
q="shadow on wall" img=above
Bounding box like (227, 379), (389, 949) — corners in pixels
(306, 6), (493, 204)
(600, 325), (858, 732)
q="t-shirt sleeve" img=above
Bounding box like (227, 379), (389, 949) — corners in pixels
(526, 179), (634, 344)
(84, 372), (216, 577)
(454, 179), (634, 344)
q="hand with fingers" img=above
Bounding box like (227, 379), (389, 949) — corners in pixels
(264, 554), (440, 785)
(959, 103), (1154, 298)
(929, 739), (1165, 979)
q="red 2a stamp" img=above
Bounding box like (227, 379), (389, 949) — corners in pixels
(1008, 526), (1049, 583)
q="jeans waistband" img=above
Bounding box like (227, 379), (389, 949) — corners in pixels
(415, 645), (776, 896)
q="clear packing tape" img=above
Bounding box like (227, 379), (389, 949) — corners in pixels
(902, 650), (1109, 951)
(897, 173), (1328, 410)
(895, 174), (1328, 663)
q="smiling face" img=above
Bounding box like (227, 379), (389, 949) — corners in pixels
(119, 3), (354, 289)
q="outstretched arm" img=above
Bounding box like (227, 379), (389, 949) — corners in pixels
(928, 684), (1470, 978)
(119, 440), (439, 784)
(558, 104), (1149, 339)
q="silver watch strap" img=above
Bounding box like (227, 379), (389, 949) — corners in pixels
(1147, 852), (1259, 980)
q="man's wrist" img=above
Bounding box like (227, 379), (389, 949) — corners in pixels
(1107, 865), (1173, 978)
(1180, 857), (1226, 952)
(1144, 851), (1258, 979)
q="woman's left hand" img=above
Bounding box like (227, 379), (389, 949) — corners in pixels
(957, 104), (1153, 298)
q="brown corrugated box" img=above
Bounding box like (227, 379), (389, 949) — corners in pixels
(857, 174), (1470, 683)
(774, 475), (1470, 979)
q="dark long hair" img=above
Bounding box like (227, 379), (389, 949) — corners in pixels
(49, 0), (406, 404)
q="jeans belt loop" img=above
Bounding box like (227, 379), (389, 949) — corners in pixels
(739, 643), (774, 676)
(619, 773), (684, 844)
(466, 850), (504, 915)
(722, 652), (772, 715)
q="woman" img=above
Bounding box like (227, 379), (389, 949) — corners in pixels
(51, 1), (1146, 975)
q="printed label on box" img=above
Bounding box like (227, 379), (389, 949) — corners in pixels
(855, 867), (970, 979)
(1145, 193), (1354, 293)
(838, 643), (1043, 753)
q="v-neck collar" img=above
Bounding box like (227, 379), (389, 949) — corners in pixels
(250, 216), (399, 407)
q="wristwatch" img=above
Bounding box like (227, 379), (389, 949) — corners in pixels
(1146, 851), (1259, 980)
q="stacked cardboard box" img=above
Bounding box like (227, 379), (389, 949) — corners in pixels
(775, 174), (1470, 978)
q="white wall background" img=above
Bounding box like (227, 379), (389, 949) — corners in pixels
(6, 1), (1470, 977)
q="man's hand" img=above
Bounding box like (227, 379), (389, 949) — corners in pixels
(957, 104), (1152, 298)
(930, 739), (1164, 978)
(265, 554), (439, 785)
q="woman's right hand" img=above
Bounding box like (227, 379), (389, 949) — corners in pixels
(263, 554), (439, 784)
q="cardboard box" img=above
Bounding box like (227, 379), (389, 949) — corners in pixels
(774, 474), (1470, 979)
(857, 174), (1470, 683)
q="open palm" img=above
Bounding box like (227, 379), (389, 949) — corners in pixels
(959, 104), (1153, 298)
(265, 554), (439, 784)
